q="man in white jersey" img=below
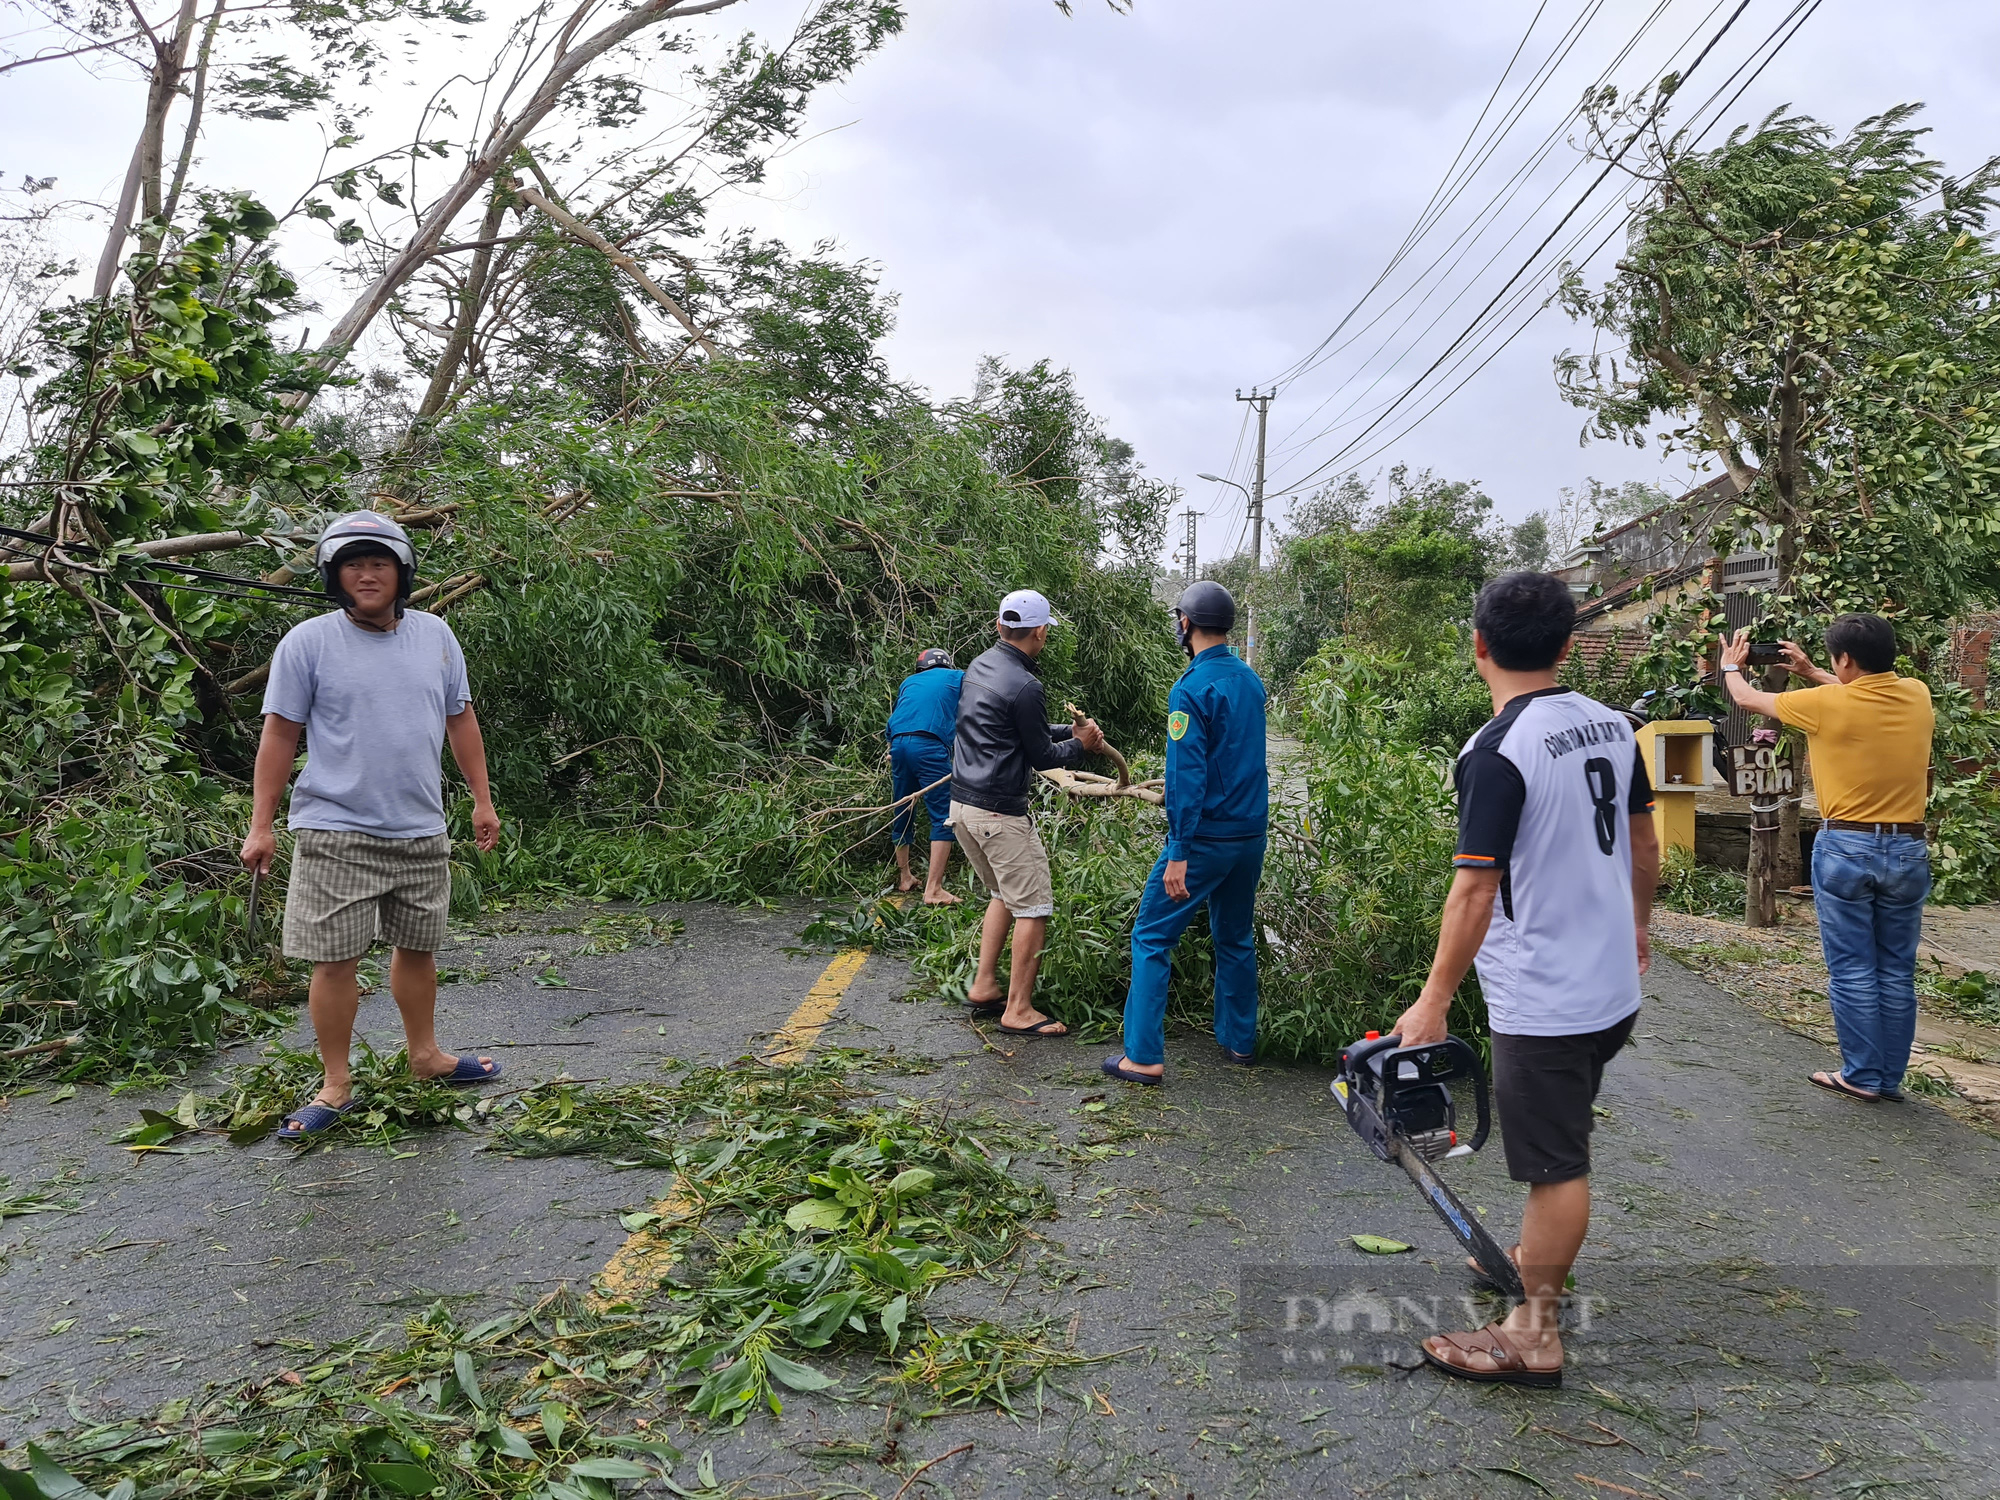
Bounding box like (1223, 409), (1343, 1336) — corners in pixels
(1393, 571), (1660, 1388)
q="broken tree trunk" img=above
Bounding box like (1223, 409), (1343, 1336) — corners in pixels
(514, 186), (721, 360)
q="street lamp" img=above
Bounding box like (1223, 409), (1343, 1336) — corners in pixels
(1192, 477), (1259, 665)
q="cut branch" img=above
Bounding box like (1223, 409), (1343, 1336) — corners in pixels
(4, 530), (265, 583)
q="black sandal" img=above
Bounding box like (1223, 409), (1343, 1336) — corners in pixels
(998, 1017), (1068, 1037)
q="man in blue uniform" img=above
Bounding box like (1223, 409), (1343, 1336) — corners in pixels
(887, 646), (965, 904)
(1103, 581), (1269, 1084)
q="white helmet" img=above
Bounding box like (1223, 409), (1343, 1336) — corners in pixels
(316, 511), (415, 610)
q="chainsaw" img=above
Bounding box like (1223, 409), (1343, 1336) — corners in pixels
(1331, 1031), (1523, 1300)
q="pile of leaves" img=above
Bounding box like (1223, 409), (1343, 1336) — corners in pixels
(115, 1042), (471, 1152)
(16, 1052), (1095, 1498)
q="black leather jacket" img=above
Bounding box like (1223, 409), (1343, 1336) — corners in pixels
(950, 641), (1082, 815)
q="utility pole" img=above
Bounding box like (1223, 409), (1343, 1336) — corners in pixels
(1235, 387), (1273, 568)
(1236, 387), (1273, 664)
(1182, 507), (1202, 582)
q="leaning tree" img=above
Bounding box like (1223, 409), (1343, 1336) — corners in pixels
(1556, 99), (2000, 916)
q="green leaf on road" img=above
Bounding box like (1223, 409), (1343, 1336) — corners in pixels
(453, 1350), (485, 1409)
(569, 1456), (652, 1479)
(785, 1198), (848, 1232)
(880, 1292), (909, 1353)
(762, 1351), (838, 1393)
(360, 1462), (439, 1495)
(1350, 1234), (1413, 1255)
(887, 1167), (935, 1197)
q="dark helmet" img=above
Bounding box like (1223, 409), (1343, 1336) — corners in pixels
(1173, 579), (1237, 633)
(317, 511), (415, 612)
(916, 647), (955, 671)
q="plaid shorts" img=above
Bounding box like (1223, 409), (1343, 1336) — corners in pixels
(282, 828), (453, 962)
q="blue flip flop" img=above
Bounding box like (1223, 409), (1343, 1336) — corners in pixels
(1102, 1055), (1163, 1087)
(275, 1099), (361, 1142)
(433, 1054), (503, 1086)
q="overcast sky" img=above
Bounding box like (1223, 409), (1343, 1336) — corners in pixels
(727, 0), (2000, 563)
(10, 0), (2000, 567)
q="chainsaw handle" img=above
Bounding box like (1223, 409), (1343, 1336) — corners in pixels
(1369, 1034), (1493, 1155)
(1341, 1032), (1405, 1077)
(1443, 1035), (1493, 1154)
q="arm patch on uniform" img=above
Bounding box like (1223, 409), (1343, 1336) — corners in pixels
(1167, 710), (1189, 741)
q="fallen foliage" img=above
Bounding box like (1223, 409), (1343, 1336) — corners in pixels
(22, 1051), (1098, 1498)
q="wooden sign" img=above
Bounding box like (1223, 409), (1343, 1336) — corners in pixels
(1729, 742), (1794, 798)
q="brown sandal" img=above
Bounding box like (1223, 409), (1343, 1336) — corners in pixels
(1810, 1069), (1879, 1102)
(1420, 1323), (1562, 1388)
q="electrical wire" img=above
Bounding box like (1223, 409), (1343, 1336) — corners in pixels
(1259, 0), (1569, 392)
(1261, 0), (1708, 462)
(1268, 0), (1763, 495)
(1286, 0), (1830, 483)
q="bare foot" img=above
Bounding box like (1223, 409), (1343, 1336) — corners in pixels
(967, 981), (1005, 1006)
(923, 889), (962, 906)
(999, 1006), (1066, 1036)
(895, 875), (919, 894)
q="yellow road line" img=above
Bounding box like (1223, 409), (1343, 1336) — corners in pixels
(590, 942), (874, 1307)
(763, 947), (870, 1066)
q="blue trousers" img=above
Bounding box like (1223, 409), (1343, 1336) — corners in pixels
(890, 734), (954, 846)
(1812, 829), (1929, 1095)
(1122, 835), (1266, 1067)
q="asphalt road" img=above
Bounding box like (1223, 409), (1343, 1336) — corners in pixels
(2, 900), (1997, 1499)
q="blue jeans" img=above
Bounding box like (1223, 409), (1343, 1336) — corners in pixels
(1811, 829), (1929, 1095)
(1122, 836), (1266, 1067)
(890, 734), (954, 846)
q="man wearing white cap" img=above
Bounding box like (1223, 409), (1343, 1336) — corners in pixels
(949, 589), (1106, 1036)
(239, 511), (503, 1141)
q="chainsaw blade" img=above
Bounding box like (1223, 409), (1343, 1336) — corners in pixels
(1393, 1137), (1523, 1300)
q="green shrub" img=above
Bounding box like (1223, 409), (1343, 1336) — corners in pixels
(892, 649), (1483, 1062)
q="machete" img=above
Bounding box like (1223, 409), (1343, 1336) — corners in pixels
(1331, 1031), (1524, 1300)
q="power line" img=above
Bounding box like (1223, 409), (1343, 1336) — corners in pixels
(1262, 0), (1707, 459)
(1270, 0), (1761, 495)
(1289, 0), (1829, 483)
(1259, 0), (1570, 392)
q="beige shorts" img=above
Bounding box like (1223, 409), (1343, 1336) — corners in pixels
(949, 800), (1054, 918)
(282, 828), (453, 961)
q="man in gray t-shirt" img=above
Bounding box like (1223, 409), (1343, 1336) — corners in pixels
(240, 511), (503, 1141)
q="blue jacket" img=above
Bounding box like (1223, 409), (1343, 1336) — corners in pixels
(1164, 644), (1269, 860)
(888, 666), (964, 744)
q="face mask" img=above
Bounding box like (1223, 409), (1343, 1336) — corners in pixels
(1174, 611), (1194, 658)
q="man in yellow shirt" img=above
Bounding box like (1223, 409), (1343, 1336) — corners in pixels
(1721, 615), (1934, 1103)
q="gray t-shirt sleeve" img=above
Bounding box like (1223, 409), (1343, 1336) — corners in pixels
(441, 621), (471, 714)
(261, 625), (315, 723)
